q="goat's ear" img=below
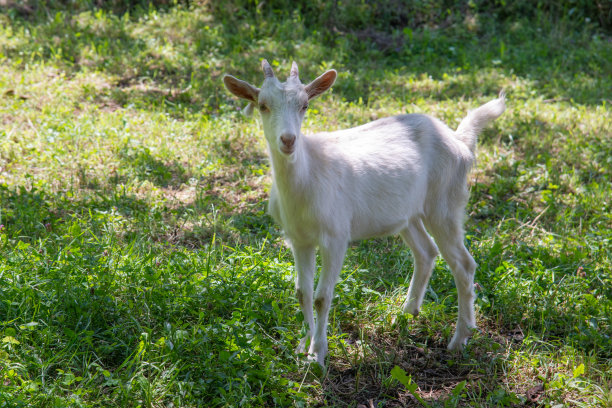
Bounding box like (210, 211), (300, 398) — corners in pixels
(223, 75), (260, 103)
(305, 69), (337, 100)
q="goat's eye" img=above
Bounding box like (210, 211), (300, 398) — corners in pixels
(259, 103), (269, 112)
(301, 103), (309, 112)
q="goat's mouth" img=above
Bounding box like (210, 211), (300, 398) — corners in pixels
(279, 145), (294, 155)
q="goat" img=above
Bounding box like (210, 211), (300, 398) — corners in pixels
(223, 60), (506, 367)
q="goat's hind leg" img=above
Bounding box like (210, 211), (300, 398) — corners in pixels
(292, 244), (316, 354)
(399, 218), (439, 317)
(426, 216), (477, 350)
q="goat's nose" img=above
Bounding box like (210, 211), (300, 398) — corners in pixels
(280, 133), (296, 148)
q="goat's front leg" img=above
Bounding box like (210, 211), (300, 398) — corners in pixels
(292, 244), (316, 354)
(309, 238), (347, 367)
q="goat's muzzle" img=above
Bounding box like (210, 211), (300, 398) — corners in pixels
(280, 133), (296, 154)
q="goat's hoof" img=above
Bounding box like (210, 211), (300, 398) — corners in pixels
(306, 352), (326, 370)
(296, 337), (309, 355)
(402, 302), (420, 318)
(447, 341), (465, 352)
(447, 335), (468, 351)
(448, 325), (477, 351)
(306, 358), (326, 376)
(307, 344), (328, 368)
(392, 307), (418, 326)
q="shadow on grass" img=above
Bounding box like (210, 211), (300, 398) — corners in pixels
(0, 172), (274, 250)
(115, 145), (189, 188)
(320, 338), (509, 407)
(0, 183), (150, 240)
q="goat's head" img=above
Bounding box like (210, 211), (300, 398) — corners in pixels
(224, 60), (336, 156)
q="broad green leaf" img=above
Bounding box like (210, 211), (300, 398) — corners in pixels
(2, 336), (20, 345)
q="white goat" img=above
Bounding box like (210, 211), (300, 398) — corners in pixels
(223, 60), (505, 367)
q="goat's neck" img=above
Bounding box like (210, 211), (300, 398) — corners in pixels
(268, 134), (311, 196)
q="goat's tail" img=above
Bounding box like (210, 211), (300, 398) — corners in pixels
(456, 91), (506, 153)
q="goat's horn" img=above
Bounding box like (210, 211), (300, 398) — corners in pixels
(289, 61), (299, 80)
(262, 59), (275, 78)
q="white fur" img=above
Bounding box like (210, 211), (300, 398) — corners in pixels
(223, 60), (506, 367)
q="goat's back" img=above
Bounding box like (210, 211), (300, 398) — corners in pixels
(312, 113), (472, 165)
(294, 114), (473, 241)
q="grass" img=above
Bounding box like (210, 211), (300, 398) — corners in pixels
(0, 1), (611, 406)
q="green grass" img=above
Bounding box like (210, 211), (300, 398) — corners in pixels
(1, 1), (611, 407)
